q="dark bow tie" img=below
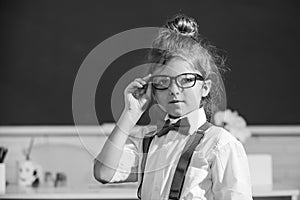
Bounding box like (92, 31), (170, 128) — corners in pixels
(156, 117), (190, 137)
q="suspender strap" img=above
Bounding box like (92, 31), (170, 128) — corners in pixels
(137, 134), (155, 199)
(169, 121), (212, 200)
(137, 122), (212, 200)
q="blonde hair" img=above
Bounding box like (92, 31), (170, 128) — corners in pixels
(148, 14), (227, 121)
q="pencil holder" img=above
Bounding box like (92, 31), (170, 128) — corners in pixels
(17, 160), (43, 187)
(0, 163), (5, 194)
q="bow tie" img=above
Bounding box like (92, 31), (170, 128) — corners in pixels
(156, 117), (190, 137)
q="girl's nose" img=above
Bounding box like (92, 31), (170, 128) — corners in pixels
(168, 80), (180, 95)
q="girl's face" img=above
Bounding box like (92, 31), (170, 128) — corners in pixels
(152, 57), (211, 117)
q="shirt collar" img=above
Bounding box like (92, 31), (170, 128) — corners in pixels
(163, 107), (207, 135)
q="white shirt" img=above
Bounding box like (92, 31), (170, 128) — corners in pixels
(109, 108), (253, 200)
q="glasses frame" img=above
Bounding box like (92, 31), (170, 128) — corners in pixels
(150, 73), (205, 90)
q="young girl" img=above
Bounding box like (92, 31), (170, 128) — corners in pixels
(94, 14), (253, 200)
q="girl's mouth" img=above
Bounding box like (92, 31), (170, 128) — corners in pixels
(169, 100), (183, 104)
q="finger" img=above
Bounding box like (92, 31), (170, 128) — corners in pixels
(133, 74), (152, 87)
(142, 74), (152, 81)
(128, 81), (144, 89)
(145, 81), (152, 98)
(132, 81), (144, 88)
(135, 78), (147, 86)
(126, 81), (144, 93)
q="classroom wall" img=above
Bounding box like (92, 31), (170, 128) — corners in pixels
(1, 0), (300, 125)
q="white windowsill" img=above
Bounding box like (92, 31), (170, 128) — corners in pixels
(0, 125), (300, 137)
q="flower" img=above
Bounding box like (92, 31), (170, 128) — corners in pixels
(213, 109), (251, 143)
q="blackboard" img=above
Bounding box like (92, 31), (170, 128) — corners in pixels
(0, 0), (299, 125)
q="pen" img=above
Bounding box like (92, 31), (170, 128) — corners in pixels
(0, 147), (8, 163)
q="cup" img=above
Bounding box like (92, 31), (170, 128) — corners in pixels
(0, 163), (5, 194)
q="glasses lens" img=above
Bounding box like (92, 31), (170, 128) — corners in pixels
(177, 74), (197, 88)
(152, 76), (170, 89)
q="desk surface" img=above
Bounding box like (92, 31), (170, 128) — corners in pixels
(1, 184), (299, 199)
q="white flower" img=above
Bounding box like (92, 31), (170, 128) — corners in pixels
(214, 109), (251, 143)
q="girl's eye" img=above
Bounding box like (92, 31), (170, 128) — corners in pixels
(159, 79), (169, 85)
(154, 78), (169, 86)
(180, 77), (194, 84)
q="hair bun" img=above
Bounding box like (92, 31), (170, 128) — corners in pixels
(166, 14), (199, 38)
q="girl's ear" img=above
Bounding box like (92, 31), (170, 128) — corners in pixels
(201, 79), (212, 97)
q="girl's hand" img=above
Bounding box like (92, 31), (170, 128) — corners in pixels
(123, 74), (152, 119)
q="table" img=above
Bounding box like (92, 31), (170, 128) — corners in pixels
(0, 184), (298, 200)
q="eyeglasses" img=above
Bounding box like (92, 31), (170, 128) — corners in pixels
(151, 73), (204, 90)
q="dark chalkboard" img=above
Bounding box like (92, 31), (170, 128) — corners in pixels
(0, 0), (299, 125)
